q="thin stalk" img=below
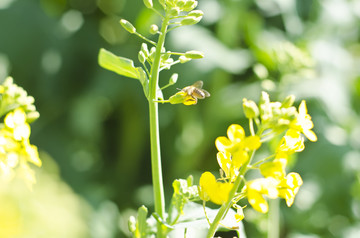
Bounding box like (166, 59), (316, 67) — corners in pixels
(268, 198), (280, 238)
(206, 150), (256, 238)
(149, 16), (170, 238)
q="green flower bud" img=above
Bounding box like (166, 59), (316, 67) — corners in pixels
(185, 50), (204, 59)
(169, 7), (180, 17)
(119, 19), (136, 34)
(149, 24), (159, 35)
(169, 92), (186, 104)
(183, 0), (197, 11)
(180, 16), (201, 25)
(143, 0), (153, 8)
(176, 0), (186, 8)
(138, 51), (146, 64)
(187, 10), (203, 18)
(141, 43), (149, 58)
(281, 95), (295, 108)
(260, 91), (270, 105)
(128, 216), (136, 233)
(243, 98), (259, 119)
(169, 73), (178, 84)
(26, 111), (40, 123)
(149, 47), (156, 61)
(179, 55), (191, 63)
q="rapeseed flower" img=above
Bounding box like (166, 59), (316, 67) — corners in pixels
(290, 100), (317, 142)
(199, 171), (233, 205)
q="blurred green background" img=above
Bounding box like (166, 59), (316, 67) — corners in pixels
(1, 0), (360, 237)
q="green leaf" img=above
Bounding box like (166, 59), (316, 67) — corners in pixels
(98, 48), (141, 79)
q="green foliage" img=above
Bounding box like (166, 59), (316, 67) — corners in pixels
(1, 0), (360, 237)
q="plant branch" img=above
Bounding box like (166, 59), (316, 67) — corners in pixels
(148, 15), (170, 238)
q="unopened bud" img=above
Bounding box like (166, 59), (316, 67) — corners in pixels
(141, 43), (149, 57)
(260, 91), (270, 105)
(183, 0), (198, 11)
(138, 51), (146, 64)
(149, 24), (158, 35)
(176, 0), (186, 8)
(185, 50), (204, 59)
(128, 216), (136, 233)
(187, 10), (203, 18)
(281, 95), (295, 108)
(143, 0), (153, 8)
(179, 56), (191, 63)
(26, 111), (40, 123)
(180, 16), (201, 26)
(120, 19), (136, 34)
(243, 98), (259, 119)
(169, 73), (178, 84)
(169, 7), (180, 17)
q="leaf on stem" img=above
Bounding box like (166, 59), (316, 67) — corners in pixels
(99, 48), (144, 80)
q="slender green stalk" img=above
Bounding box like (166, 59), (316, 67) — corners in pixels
(206, 150), (256, 238)
(149, 16), (170, 238)
(268, 198), (280, 238)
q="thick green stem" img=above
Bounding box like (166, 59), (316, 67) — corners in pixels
(149, 16), (170, 238)
(206, 150), (256, 238)
(268, 198), (280, 238)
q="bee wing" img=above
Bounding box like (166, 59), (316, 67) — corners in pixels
(202, 89), (210, 97)
(192, 80), (203, 89)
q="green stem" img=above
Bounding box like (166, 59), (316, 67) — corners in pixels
(268, 198), (280, 238)
(206, 150), (256, 238)
(149, 16), (170, 238)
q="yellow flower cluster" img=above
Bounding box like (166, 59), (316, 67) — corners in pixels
(198, 93), (317, 223)
(199, 124), (261, 206)
(0, 108), (41, 187)
(246, 100), (317, 213)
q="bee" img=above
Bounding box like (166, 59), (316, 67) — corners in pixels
(181, 81), (210, 104)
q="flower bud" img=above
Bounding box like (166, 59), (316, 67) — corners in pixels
(180, 16), (201, 25)
(179, 55), (191, 63)
(169, 73), (178, 85)
(143, 0), (153, 8)
(260, 91), (270, 105)
(149, 24), (159, 35)
(176, 0), (186, 8)
(169, 91), (197, 105)
(120, 19), (136, 34)
(128, 216), (136, 233)
(243, 98), (259, 119)
(187, 10), (203, 18)
(26, 111), (40, 123)
(185, 50), (204, 59)
(183, 0), (198, 11)
(141, 43), (149, 58)
(169, 7), (180, 17)
(281, 95), (295, 108)
(138, 51), (146, 64)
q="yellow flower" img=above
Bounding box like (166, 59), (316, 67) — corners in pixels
(169, 91), (197, 105)
(290, 100), (317, 142)
(199, 171), (233, 205)
(259, 160), (286, 180)
(278, 172), (303, 207)
(235, 207), (245, 222)
(217, 151), (248, 182)
(277, 129), (304, 155)
(246, 178), (279, 213)
(216, 124), (261, 152)
(0, 109), (42, 186)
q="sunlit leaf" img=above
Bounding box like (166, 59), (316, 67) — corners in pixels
(98, 48), (141, 79)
